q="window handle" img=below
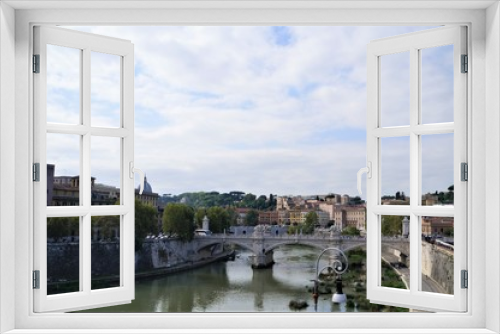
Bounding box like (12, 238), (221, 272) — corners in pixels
(129, 162), (145, 195)
(357, 162), (372, 195)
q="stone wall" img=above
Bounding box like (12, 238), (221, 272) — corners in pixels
(421, 242), (454, 294)
(48, 238), (226, 281)
(47, 242), (120, 282)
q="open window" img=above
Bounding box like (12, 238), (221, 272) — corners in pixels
(33, 26), (136, 312)
(365, 26), (467, 312)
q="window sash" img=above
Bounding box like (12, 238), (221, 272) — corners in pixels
(33, 25), (136, 313)
(366, 26), (467, 312)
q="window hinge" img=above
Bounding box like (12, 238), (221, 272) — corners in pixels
(33, 270), (40, 289)
(461, 270), (468, 289)
(33, 54), (40, 73)
(33, 163), (40, 182)
(461, 162), (468, 181)
(461, 54), (468, 73)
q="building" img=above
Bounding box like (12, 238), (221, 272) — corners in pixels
(341, 194), (350, 205)
(235, 208), (251, 225)
(422, 193), (439, 206)
(331, 205), (366, 232)
(258, 211), (279, 225)
(421, 217), (454, 237)
(135, 175), (158, 207)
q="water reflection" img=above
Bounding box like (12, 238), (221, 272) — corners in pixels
(79, 245), (363, 313)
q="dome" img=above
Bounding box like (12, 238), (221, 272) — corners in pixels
(138, 175), (153, 193)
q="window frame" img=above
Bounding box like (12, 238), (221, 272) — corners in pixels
(33, 25), (136, 312)
(365, 26), (467, 312)
(0, 2), (498, 333)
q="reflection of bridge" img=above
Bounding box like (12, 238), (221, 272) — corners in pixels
(193, 233), (409, 268)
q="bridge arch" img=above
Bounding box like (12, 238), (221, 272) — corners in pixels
(195, 240), (254, 254)
(264, 241), (330, 254)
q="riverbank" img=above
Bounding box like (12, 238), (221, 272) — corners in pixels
(134, 250), (235, 280)
(49, 249), (235, 294)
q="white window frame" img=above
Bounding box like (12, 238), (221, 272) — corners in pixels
(365, 26), (467, 312)
(0, 1), (499, 334)
(33, 25), (136, 312)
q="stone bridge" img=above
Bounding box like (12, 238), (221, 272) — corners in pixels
(193, 233), (409, 268)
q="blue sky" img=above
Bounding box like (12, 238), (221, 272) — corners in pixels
(48, 25), (454, 198)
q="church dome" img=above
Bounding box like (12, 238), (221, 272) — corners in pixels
(138, 175), (153, 193)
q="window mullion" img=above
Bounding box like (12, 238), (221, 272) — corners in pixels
(82, 47), (91, 294)
(409, 47), (420, 294)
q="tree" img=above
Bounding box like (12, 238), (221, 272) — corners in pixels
(256, 195), (267, 209)
(194, 207), (207, 228)
(381, 215), (404, 236)
(135, 199), (157, 250)
(400, 192), (406, 201)
(245, 209), (259, 226)
(91, 215), (120, 240)
(206, 206), (230, 233)
(47, 217), (79, 241)
(342, 226), (361, 236)
(226, 207), (239, 226)
(303, 211), (318, 234)
(162, 203), (195, 242)
(395, 191), (401, 200)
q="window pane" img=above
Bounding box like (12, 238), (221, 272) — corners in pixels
(91, 52), (121, 128)
(421, 134), (454, 206)
(47, 134), (81, 206)
(47, 217), (80, 295)
(380, 52), (410, 127)
(421, 45), (454, 124)
(91, 136), (121, 205)
(380, 215), (410, 290)
(92, 215), (121, 290)
(421, 216), (454, 294)
(46, 44), (81, 124)
(381, 136), (410, 205)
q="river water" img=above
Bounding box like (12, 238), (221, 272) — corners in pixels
(82, 245), (359, 313)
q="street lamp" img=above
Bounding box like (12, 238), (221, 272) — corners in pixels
(314, 247), (349, 305)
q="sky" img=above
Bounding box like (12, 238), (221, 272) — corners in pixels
(47, 25), (455, 199)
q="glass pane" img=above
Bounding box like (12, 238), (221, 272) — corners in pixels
(46, 44), (81, 124)
(92, 215), (121, 290)
(381, 136), (410, 205)
(91, 52), (121, 128)
(421, 216), (454, 294)
(380, 51), (410, 127)
(421, 134), (454, 206)
(47, 217), (80, 295)
(421, 45), (454, 124)
(47, 133), (80, 206)
(380, 215), (410, 290)
(91, 136), (121, 205)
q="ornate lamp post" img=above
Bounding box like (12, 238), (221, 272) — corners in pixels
(312, 247), (349, 307)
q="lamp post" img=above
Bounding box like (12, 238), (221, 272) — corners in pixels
(313, 247), (349, 307)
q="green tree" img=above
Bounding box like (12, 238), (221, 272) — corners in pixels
(194, 207), (207, 228)
(47, 217), (79, 241)
(226, 207), (239, 226)
(245, 209), (259, 226)
(381, 215), (404, 236)
(256, 195), (267, 209)
(206, 206), (230, 233)
(342, 225), (361, 236)
(303, 211), (318, 234)
(162, 203), (195, 242)
(91, 215), (120, 240)
(135, 199), (157, 250)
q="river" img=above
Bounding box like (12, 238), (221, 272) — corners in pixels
(80, 245), (375, 313)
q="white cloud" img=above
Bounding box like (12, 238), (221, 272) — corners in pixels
(58, 25), (453, 198)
